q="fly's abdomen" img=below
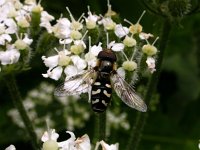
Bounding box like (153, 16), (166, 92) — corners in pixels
(91, 78), (112, 113)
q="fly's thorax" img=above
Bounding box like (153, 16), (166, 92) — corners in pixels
(99, 60), (114, 73)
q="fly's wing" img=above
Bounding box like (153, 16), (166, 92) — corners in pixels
(111, 73), (147, 112)
(54, 69), (97, 96)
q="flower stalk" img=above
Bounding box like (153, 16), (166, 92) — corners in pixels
(5, 74), (40, 150)
(93, 112), (107, 144)
(126, 19), (172, 150)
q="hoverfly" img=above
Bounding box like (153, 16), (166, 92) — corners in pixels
(54, 49), (147, 113)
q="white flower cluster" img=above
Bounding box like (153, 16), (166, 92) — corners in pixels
(7, 82), (130, 136)
(5, 129), (119, 150)
(0, 0), (52, 72)
(7, 82), (91, 136)
(107, 110), (130, 135)
(41, 1), (159, 81)
(41, 129), (119, 150)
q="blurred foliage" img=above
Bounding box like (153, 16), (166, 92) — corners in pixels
(0, 0), (200, 149)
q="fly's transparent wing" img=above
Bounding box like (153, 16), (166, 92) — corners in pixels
(54, 69), (97, 96)
(111, 73), (147, 112)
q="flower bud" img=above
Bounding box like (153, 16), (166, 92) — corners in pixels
(105, 10), (117, 18)
(142, 44), (157, 56)
(70, 30), (82, 40)
(8, 9), (18, 18)
(32, 5), (43, 13)
(17, 18), (30, 28)
(123, 36), (136, 47)
(129, 23), (142, 34)
(122, 60), (137, 71)
(14, 1), (23, 9)
(104, 21), (116, 30)
(58, 52), (71, 66)
(25, 0), (36, 4)
(70, 44), (84, 55)
(71, 21), (83, 30)
(42, 140), (58, 150)
(86, 21), (96, 29)
(14, 39), (28, 50)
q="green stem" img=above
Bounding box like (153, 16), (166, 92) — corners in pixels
(126, 19), (172, 150)
(93, 112), (107, 144)
(5, 74), (40, 150)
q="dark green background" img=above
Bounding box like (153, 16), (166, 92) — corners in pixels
(0, 0), (200, 149)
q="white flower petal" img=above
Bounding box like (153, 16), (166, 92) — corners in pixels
(100, 18), (116, 30)
(75, 134), (91, 150)
(139, 32), (154, 40)
(5, 145), (16, 150)
(108, 41), (115, 49)
(85, 52), (97, 68)
(71, 55), (87, 71)
(58, 131), (76, 149)
(41, 129), (59, 142)
(23, 34), (33, 45)
(41, 11), (54, 22)
(67, 131), (76, 141)
(0, 49), (20, 65)
(40, 22), (53, 33)
(198, 140), (200, 150)
(87, 11), (99, 22)
(59, 38), (73, 44)
(42, 66), (63, 80)
(53, 18), (71, 38)
(42, 55), (59, 68)
(0, 34), (12, 45)
(111, 43), (124, 51)
(100, 140), (119, 150)
(0, 0), (5, 6)
(4, 18), (17, 34)
(90, 43), (102, 56)
(114, 24), (129, 38)
(40, 11), (54, 33)
(146, 57), (156, 73)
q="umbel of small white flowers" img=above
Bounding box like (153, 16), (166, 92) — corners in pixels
(41, 129), (119, 150)
(0, 0), (48, 72)
(41, 0), (159, 81)
(5, 129), (119, 150)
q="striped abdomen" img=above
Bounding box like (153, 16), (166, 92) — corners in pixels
(91, 78), (112, 113)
